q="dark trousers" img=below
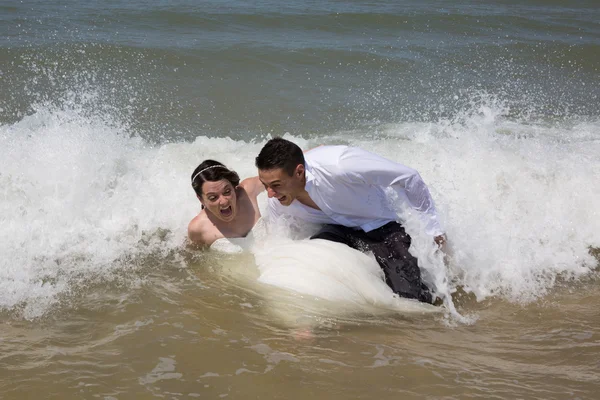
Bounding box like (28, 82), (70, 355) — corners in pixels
(310, 222), (433, 304)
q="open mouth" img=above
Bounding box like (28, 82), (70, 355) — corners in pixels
(277, 195), (287, 203)
(219, 206), (233, 217)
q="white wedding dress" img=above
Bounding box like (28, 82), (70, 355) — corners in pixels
(209, 217), (438, 315)
(209, 217), (268, 254)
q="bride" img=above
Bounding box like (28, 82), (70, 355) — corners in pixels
(188, 159), (264, 248)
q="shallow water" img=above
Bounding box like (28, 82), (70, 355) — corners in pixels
(1, 258), (599, 399)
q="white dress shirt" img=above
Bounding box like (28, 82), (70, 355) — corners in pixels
(267, 145), (444, 236)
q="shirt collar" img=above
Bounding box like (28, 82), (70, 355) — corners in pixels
(304, 159), (315, 188)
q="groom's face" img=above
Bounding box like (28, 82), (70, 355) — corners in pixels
(258, 165), (305, 207)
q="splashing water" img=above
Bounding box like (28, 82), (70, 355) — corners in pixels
(1, 91), (599, 320)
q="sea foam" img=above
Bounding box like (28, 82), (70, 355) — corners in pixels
(1, 96), (599, 319)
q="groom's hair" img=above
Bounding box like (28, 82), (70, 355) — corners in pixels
(255, 137), (305, 176)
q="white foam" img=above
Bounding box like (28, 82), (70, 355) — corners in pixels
(1, 94), (599, 318)
(336, 98), (600, 304)
(0, 105), (267, 318)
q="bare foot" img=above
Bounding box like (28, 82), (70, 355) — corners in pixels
(292, 327), (314, 341)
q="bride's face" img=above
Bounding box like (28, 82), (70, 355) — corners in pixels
(200, 179), (238, 223)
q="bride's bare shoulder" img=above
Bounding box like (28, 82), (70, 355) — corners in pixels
(187, 212), (216, 247)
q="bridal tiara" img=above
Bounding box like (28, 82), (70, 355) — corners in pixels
(191, 165), (228, 183)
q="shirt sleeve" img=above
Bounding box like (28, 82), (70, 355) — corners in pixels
(339, 147), (444, 236)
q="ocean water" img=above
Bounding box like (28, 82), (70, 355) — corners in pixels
(1, 0), (599, 398)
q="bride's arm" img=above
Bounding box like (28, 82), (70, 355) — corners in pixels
(239, 176), (265, 199)
(187, 214), (212, 248)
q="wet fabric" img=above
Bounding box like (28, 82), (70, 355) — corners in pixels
(267, 145), (444, 236)
(310, 222), (433, 304)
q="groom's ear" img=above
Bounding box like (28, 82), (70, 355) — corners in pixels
(295, 164), (305, 177)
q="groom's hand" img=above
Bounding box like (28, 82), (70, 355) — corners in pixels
(434, 234), (446, 248)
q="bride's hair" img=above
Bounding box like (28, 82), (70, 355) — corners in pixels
(191, 160), (240, 197)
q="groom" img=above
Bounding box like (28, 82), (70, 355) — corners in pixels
(255, 137), (445, 304)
